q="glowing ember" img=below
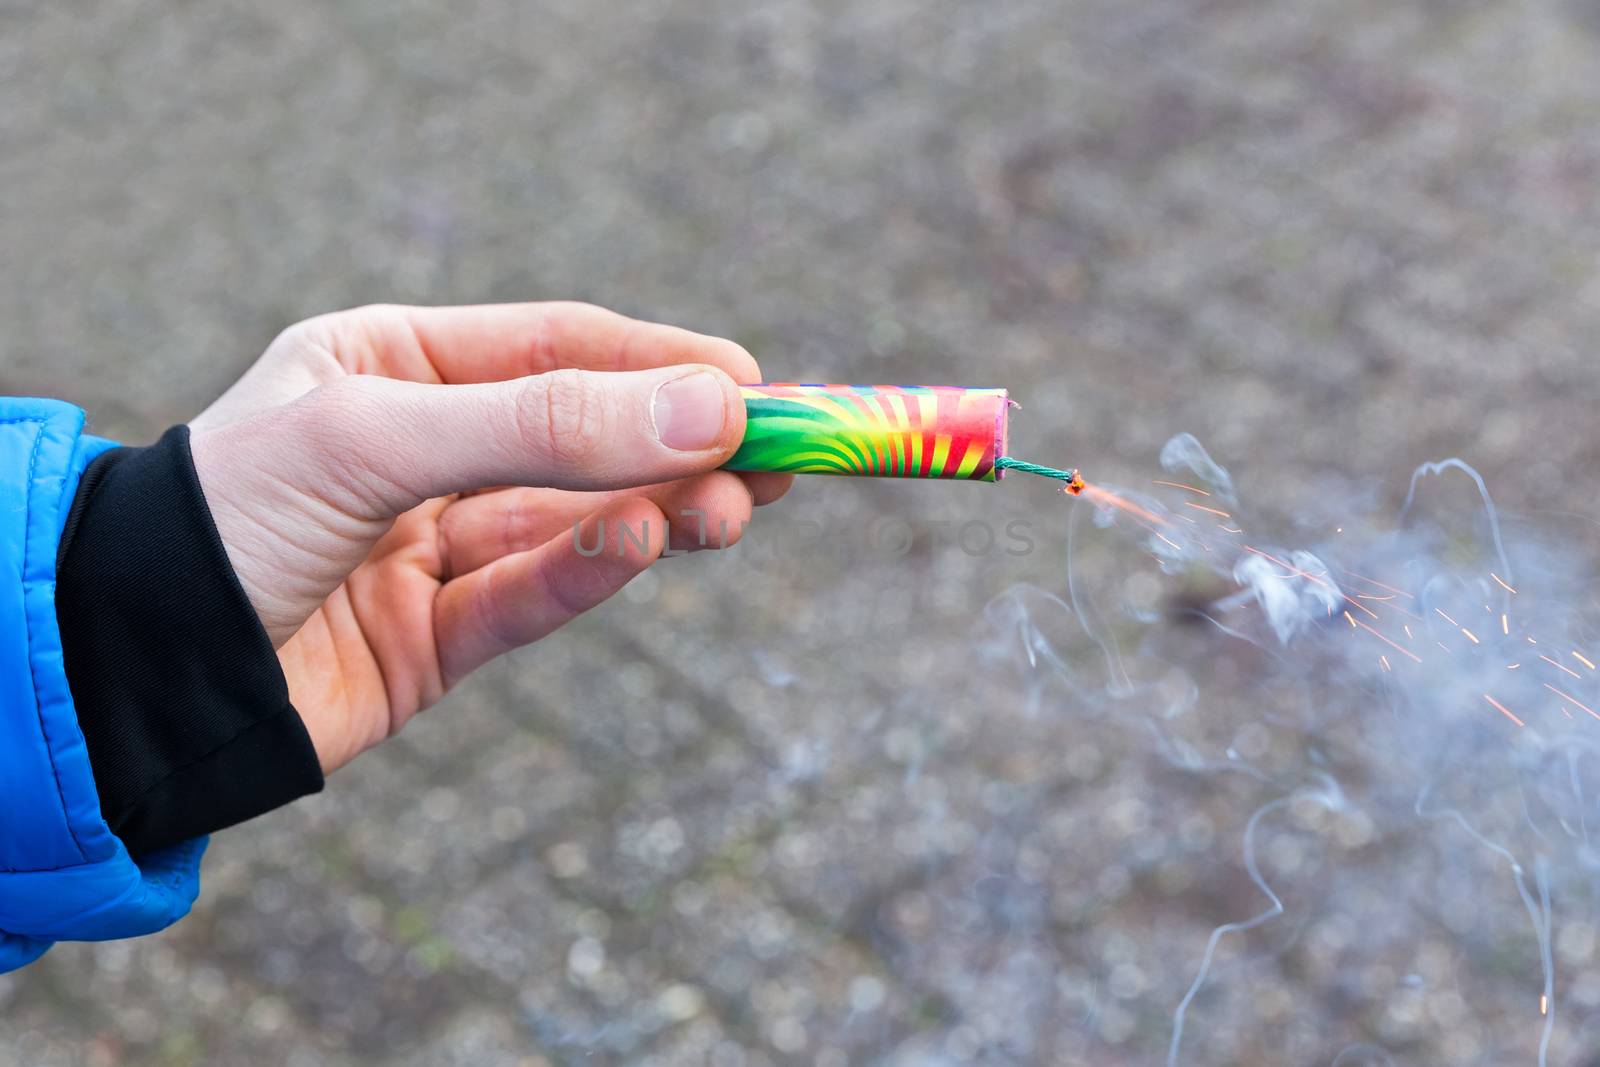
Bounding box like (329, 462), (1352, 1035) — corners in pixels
(1540, 654), (1582, 680)
(1355, 619), (1422, 663)
(1483, 693), (1526, 728)
(1340, 569), (1416, 599)
(1153, 479), (1210, 496)
(1544, 682), (1600, 721)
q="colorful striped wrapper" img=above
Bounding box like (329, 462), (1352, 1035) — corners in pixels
(724, 384), (1010, 481)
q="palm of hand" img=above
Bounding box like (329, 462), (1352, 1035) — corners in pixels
(275, 501), (450, 775)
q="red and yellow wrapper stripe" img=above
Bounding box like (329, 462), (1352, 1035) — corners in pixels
(724, 384), (1010, 481)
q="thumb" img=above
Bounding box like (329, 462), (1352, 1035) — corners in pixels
(287, 363), (746, 518)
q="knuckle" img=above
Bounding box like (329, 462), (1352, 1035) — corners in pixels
(345, 303), (415, 340)
(535, 549), (595, 620)
(264, 315), (336, 365)
(292, 377), (403, 513)
(353, 301), (408, 317)
(525, 302), (614, 371)
(286, 305), (414, 368)
(500, 497), (544, 555)
(306, 374), (381, 424)
(547, 299), (606, 318)
(473, 565), (521, 648)
(325, 302), (408, 330)
(273, 304), (415, 358)
(522, 369), (607, 469)
(294, 382), (373, 472)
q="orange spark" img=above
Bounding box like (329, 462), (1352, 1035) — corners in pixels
(1403, 625), (1414, 640)
(1501, 614), (1510, 636)
(1081, 484), (1169, 528)
(1152, 479), (1209, 496)
(1379, 655), (1392, 672)
(1343, 610), (1357, 628)
(1340, 569), (1415, 600)
(1541, 654), (1583, 680)
(1343, 596), (1380, 621)
(1574, 651), (1597, 671)
(1483, 694), (1526, 728)
(1354, 619), (1423, 664)
(1219, 525), (1244, 534)
(1545, 683), (1600, 722)
(1490, 572), (1518, 594)
(1435, 608), (1460, 627)
(1355, 593), (1396, 602)
(1242, 545), (1330, 586)
(1507, 663), (1521, 670)
(1461, 628), (1481, 645)
(1542, 994), (1549, 1015)
(1184, 501), (1232, 519)
(1528, 636), (1539, 645)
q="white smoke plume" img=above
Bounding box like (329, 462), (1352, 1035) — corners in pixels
(968, 433), (1600, 1065)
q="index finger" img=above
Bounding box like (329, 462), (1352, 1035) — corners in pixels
(323, 301), (763, 385)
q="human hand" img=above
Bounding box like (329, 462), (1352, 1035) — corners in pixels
(187, 303), (790, 773)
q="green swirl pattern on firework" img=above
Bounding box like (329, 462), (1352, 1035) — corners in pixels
(724, 384), (1009, 480)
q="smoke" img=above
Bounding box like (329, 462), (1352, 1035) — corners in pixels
(523, 432), (1600, 1064)
(964, 433), (1600, 1064)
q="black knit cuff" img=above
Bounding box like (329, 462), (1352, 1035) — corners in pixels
(54, 425), (323, 857)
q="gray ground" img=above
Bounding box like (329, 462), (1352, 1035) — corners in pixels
(6, 1), (1600, 1064)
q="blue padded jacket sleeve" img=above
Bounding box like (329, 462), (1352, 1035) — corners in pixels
(0, 399), (205, 974)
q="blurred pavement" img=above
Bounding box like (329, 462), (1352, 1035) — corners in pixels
(5, 2), (1600, 1064)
